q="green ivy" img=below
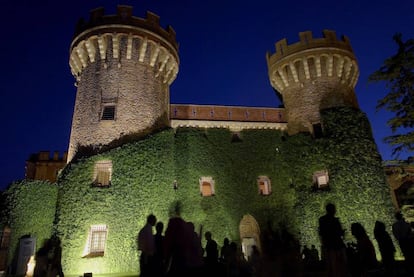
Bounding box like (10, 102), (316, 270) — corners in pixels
(5, 107), (395, 275)
(4, 180), (58, 265)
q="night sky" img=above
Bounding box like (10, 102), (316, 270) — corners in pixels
(1, 0), (413, 190)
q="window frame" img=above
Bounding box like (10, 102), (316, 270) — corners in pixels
(84, 224), (108, 258)
(313, 170), (329, 189)
(199, 177), (215, 196)
(101, 105), (116, 121)
(257, 176), (272, 195)
(92, 160), (112, 187)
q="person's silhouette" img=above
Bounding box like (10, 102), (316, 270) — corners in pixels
(351, 222), (378, 275)
(374, 220), (395, 275)
(318, 203), (347, 277)
(153, 221), (165, 276)
(137, 214), (157, 277)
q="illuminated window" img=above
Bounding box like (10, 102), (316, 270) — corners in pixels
(101, 105), (116, 120)
(93, 160), (112, 187)
(313, 170), (329, 189)
(85, 224), (107, 257)
(257, 176), (272, 195)
(199, 177), (215, 196)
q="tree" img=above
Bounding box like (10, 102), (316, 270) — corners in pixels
(369, 33), (414, 157)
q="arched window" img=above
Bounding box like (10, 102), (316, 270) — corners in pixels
(199, 177), (215, 196)
(257, 176), (271, 195)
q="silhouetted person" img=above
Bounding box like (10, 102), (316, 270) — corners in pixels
(392, 211), (414, 274)
(33, 239), (52, 277)
(220, 237), (231, 264)
(318, 203), (347, 277)
(280, 227), (302, 276)
(164, 212), (191, 276)
(374, 220), (395, 275)
(50, 237), (64, 277)
(250, 245), (261, 276)
(227, 241), (247, 277)
(204, 231), (218, 264)
(204, 231), (219, 274)
(351, 222), (378, 276)
(154, 221), (165, 276)
(138, 214), (157, 277)
(309, 245), (319, 264)
(186, 221), (204, 275)
(302, 245), (311, 266)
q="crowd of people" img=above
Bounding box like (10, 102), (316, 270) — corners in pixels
(137, 204), (414, 277)
(29, 203), (414, 277)
(137, 212), (257, 277)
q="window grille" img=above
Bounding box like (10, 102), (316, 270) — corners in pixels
(87, 225), (107, 256)
(93, 160), (112, 187)
(313, 170), (329, 189)
(101, 106), (115, 120)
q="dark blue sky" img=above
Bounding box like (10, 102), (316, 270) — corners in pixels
(1, 0), (413, 190)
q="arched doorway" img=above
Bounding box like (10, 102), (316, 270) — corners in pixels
(239, 214), (261, 261)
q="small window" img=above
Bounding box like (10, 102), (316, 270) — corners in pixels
(101, 105), (116, 120)
(257, 176), (272, 195)
(231, 132), (242, 143)
(93, 160), (112, 187)
(312, 123), (323, 138)
(199, 177), (215, 196)
(84, 224), (107, 257)
(313, 170), (329, 189)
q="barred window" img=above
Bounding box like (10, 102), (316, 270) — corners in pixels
(199, 177), (215, 196)
(313, 170), (329, 189)
(93, 160), (112, 187)
(257, 176), (272, 195)
(101, 105), (116, 120)
(86, 225), (107, 257)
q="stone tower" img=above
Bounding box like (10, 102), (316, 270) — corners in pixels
(67, 6), (179, 162)
(266, 30), (359, 135)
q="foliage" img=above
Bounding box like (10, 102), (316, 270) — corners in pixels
(4, 180), (58, 264)
(369, 33), (414, 156)
(7, 107), (394, 275)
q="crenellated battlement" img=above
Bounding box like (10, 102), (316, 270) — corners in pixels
(73, 5), (178, 53)
(267, 30), (353, 62)
(266, 30), (360, 135)
(69, 5), (179, 85)
(266, 30), (359, 94)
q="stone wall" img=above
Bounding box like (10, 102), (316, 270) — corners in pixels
(266, 30), (359, 134)
(67, 6), (179, 161)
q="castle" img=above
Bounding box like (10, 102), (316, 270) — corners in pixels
(3, 5), (396, 276)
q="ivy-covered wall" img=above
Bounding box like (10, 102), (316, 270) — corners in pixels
(6, 107), (394, 275)
(4, 180), (58, 266)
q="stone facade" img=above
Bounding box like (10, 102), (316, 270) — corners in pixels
(25, 151), (67, 182)
(67, 7), (362, 162)
(266, 30), (360, 135)
(68, 6), (179, 161)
